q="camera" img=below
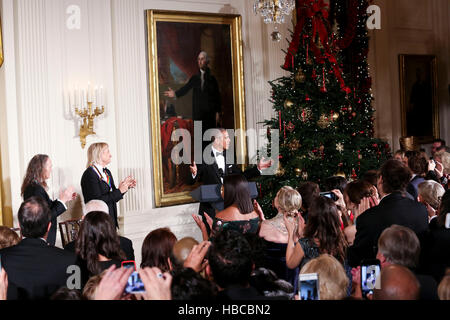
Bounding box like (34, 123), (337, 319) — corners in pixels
(320, 191), (338, 201)
(298, 273), (320, 300)
(360, 259), (380, 298)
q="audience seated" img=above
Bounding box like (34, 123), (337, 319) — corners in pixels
(171, 267), (217, 300)
(394, 150), (407, 166)
(347, 159), (429, 267)
(296, 181), (320, 223)
(0, 226), (20, 250)
(434, 150), (450, 189)
(285, 196), (348, 272)
(0, 197), (77, 299)
(372, 265), (420, 300)
(206, 229), (286, 300)
(171, 237), (199, 269)
(323, 176), (348, 194)
(422, 189), (450, 282)
(256, 186), (301, 289)
(299, 254), (349, 300)
(141, 227), (177, 272)
(376, 225), (438, 300)
(50, 287), (83, 300)
(193, 174), (260, 240)
(417, 180), (445, 222)
(406, 151), (427, 199)
(64, 199), (135, 260)
(75, 211), (127, 283)
(343, 180), (378, 245)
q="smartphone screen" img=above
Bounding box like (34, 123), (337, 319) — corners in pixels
(320, 192), (338, 201)
(125, 271), (145, 294)
(298, 273), (320, 300)
(361, 260), (381, 297)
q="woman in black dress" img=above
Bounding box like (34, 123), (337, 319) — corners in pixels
(21, 154), (76, 246)
(80, 142), (136, 229)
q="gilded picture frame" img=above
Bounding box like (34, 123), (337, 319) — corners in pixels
(146, 10), (247, 207)
(399, 54), (439, 144)
(0, 13), (4, 68)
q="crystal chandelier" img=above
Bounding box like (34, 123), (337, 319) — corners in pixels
(253, 0), (296, 24)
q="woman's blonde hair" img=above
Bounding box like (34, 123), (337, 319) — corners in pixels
(418, 180), (445, 210)
(276, 186), (302, 216)
(82, 270), (107, 300)
(300, 254), (349, 300)
(86, 142), (108, 168)
(435, 150), (450, 174)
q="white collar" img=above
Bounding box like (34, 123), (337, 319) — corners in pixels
(211, 146), (223, 155)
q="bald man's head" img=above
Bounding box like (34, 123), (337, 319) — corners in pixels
(373, 265), (420, 300)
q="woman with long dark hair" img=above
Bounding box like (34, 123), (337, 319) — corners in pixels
(21, 154), (76, 246)
(75, 211), (126, 277)
(284, 196), (348, 270)
(193, 174), (261, 240)
(140, 228), (177, 272)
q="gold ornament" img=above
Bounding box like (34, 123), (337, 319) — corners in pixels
(306, 57), (313, 65)
(336, 143), (344, 153)
(299, 108), (312, 122)
(332, 112), (339, 120)
(288, 139), (301, 150)
(317, 114), (331, 129)
(295, 69), (306, 83)
(276, 162), (285, 176)
(284, 99), (294, 108)
(295, 168), (301, 177)
(319, 145), (325, 152)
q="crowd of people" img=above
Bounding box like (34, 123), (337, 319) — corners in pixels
(0, 138), (450, 300)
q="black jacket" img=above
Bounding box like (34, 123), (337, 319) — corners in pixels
(347, 192), (429, 267)
(23, 183), (66, 246)
(80, 167), (123, 228)
(0, 238), (78, 300)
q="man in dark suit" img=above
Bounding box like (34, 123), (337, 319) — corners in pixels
(63, 200), (134, 260)
(0, 197), (78, 300)
(164, 51), (221, 135)
(188, 128), (272, 232)
(347, 159), (429, 267)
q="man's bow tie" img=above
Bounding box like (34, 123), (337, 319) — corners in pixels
(216, 151), (224, 157)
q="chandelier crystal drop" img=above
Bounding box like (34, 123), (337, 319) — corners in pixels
(254, 0), (296, 24)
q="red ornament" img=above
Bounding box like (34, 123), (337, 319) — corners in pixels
(305, 95), (311, 101)
(372, 143), (378, 148)
(286, 122), (295, 132)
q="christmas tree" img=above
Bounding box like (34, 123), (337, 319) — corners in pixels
(257, 0), (391, 217)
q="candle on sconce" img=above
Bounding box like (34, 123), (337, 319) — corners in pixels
(74, 86), (79, 107)
(94, 86), (99, 107)
(87, 82), (92, 102)
(99, 86), (104, 107)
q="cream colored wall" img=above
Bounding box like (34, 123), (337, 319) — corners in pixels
(0, 0), (290, 265)
(369, 0), (450, 151)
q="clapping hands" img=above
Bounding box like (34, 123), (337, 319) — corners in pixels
(59, 186), (77, 203)
(119, 176), (137, 194)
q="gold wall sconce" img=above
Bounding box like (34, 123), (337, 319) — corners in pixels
(70, 83), (105, 148)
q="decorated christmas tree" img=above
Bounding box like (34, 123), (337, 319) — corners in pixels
(257, 0), (391, 217)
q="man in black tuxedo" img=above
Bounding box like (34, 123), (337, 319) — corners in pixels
(347, 159), (429, 267)
(164, 51), (221, 135)
(0, 197), (77, 300)
(63, 199), (134, 261)
(189, 128), (272, 232)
